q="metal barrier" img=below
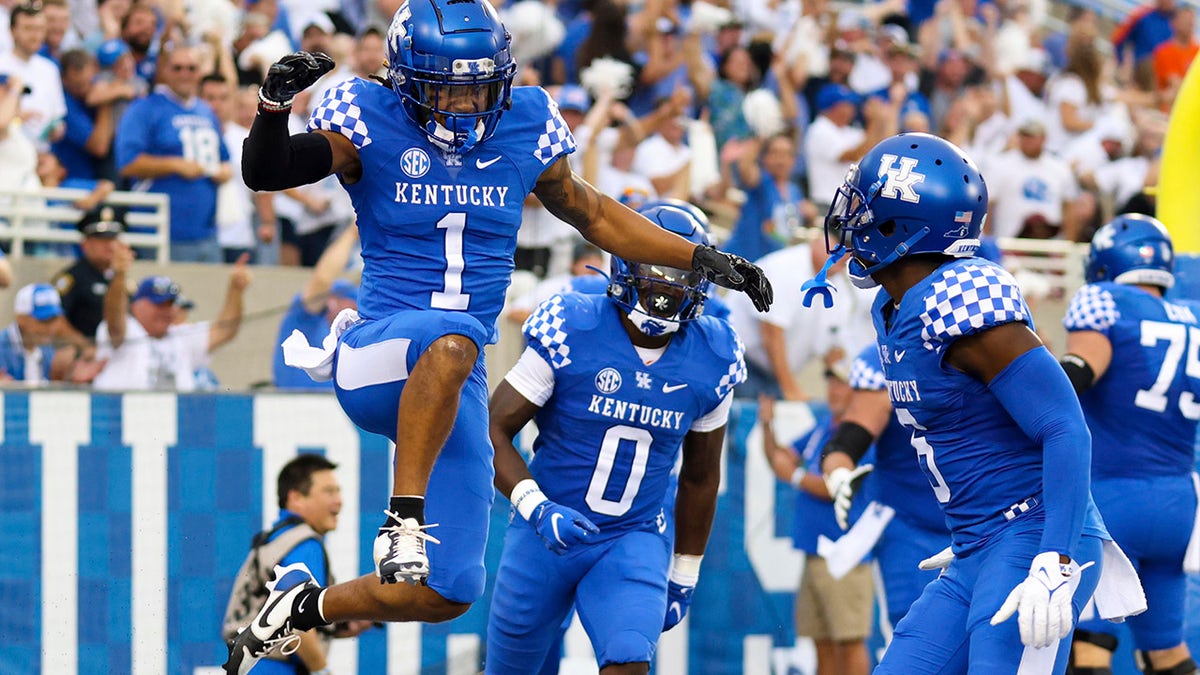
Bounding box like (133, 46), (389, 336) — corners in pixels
(0, 187), (171, 264)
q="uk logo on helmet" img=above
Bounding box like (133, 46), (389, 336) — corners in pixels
(878, 154), (925, 203)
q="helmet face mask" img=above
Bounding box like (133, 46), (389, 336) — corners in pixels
(822, 133), (988, 288)
(387, 0), (516, 153)
(609, 203), (713, 336)
(1085, 214), (1175, 288)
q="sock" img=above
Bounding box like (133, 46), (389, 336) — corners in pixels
(389, 495), (425, 525)
(290, 587), (329, 632)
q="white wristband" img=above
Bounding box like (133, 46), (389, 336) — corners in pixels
(790, 467), (806, 488)
(670, 553), (703, 587)
(511, 478), (548, 522)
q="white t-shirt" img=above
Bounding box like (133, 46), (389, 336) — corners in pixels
(1004, 75), (1047, 132)
(983, 149), (1080, 239)
(216, 121), (256, 249)
(0, 51), (67, 147)
(1093, 156), (1151, 210)
(93, 318), (211, 392)
(803, 115), (865, 208)
(725, 243), (875, 375)
(1043, 73), (1103, 156)
(632, 134), (691, 180)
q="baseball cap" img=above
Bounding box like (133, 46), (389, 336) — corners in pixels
(1016, 48), (1051, 75)
(298, 11), (335, 35)
(816, 83), (860, 112)
(329, 278), (358, 302)
(556, 84), (591, 114)
(1016, 118), (1046, 136)
(96, 39), (130, 68)
(133, 276), (181, 305)
(76, 204), (127, 237)
(14, 283), (64, 321)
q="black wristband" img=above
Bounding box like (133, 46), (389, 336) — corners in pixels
(242, 111), (334, 192)
(821, 421), (874, 464)
(1059, 353), (1096, 395)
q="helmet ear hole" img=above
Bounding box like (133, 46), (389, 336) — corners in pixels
(878, 220), (896, 237)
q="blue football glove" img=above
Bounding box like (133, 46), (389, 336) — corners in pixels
(530, 501), (599, 554)
(663, 580), (695, 631)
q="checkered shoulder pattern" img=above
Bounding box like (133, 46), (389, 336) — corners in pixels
(1063, 284), (1118, 333)
(307, 80), (372, 149)
(919, 263), (1028, 347)
(523, 294), (572, 369)
(714, 332), (747, 399)
(534, 103), (577, 165)
(849, 355), (886, 391)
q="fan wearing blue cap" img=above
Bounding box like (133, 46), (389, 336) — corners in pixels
(273, 225), (360, 390)
(0, 283), (66, 384)
(484, 202), (746, 672)
(804, 82), (894, 217)
(93, 246), (254, 391)
(1061, 214), (1198, 675)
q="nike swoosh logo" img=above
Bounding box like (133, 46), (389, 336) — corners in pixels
(476, 156), (502, 169)
(894, 350), (906, 362)
(668, 601), (682, 621)
(550, 512), (565, 546)
(256, 585), (293, 631)
(662, 383), (688, 393)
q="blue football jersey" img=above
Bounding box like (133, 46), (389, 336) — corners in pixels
(522, 292), (745, 535)
(872, 258), (1105, 553)
(114, 91), (228, 242)
(1064, 282), (1200, 478)
(308, 80), (577, 342)
(850, 345), (948, 533)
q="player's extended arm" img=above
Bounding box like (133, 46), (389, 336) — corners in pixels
(242, 52), (363, 192)
(489, 379), (599, 554)
(532, 156), (773, 312)
(1060, 330), (1113, 395)
(820, 388), (891, 529)
(664, 426), (725, 631)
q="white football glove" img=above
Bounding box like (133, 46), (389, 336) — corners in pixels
(823, 464), (873, 530)
(990, 551), (1093, 648)
(917, 546), (955, 571)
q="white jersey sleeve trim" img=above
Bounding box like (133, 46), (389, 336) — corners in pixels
(505, 346), (557, 407)
(691, 393), (733, 432)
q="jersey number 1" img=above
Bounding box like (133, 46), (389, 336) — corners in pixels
(432, 213), (470, 310)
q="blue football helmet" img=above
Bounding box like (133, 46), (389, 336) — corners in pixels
(386, 0), (516, 153)
(608, 203), (711, 336)
(1085, 213), (1174, 288)
(824, 132), (988, 288)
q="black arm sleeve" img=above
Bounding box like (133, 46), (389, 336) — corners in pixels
(1059, 353), (1096, 395)
(820, 421), (874, 465)
(241, 110), (335, 192)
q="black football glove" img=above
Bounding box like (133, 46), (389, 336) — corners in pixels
(692, 245), (774, 312)
(259, 51), (335, 111)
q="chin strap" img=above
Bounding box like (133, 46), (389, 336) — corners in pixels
(801, 245), (847, 308)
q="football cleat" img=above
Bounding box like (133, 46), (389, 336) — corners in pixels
(223, 562), (318, 675)
(373, 512), (441, 585)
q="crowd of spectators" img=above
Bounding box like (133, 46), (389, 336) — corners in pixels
(0, 0), (1193, 396)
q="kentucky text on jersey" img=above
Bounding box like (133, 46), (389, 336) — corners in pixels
(886, 378), (922, 402)
(587, 394), (687, 430)
(393, 183), (510, 207)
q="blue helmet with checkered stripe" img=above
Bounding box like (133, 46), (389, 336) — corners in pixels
(824, 133), (988, 288)
(1085, 213), (1174, 288)
(385, 0), (516, 153)
(607, 203), (711, 335)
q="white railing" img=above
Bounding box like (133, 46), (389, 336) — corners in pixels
(996, 236), (1090, 299)
(0, 187), (170, 264)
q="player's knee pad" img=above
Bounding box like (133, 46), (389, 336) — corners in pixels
(597, 630), (654, 668)
(1074, 629), (1119, 653)
(1141, 655), (1198, 675)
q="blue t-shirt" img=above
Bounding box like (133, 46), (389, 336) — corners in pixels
(54, 90), (97, 180)
(723, 164), (804, 263)
(115, 89), (229, 242)
(308, 81), (576, 344)
(0, 324), (54, 382)
(273, 294), (333, 391)
(523, 292), (744, 537)
(1064, 282), (1200, 479)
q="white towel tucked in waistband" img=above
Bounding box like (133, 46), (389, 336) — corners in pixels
(281, 308), (360, 382)
(1185, 472), (1200, 574)
(817, 501), (895, 580)
(1079, 538), (1147, 623)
